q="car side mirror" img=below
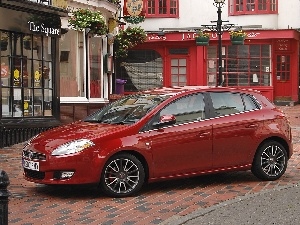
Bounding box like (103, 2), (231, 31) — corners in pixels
(153, 114), (176, 128)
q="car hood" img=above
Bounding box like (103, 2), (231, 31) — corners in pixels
(29, 121), (129, 152)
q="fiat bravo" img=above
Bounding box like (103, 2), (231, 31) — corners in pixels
(22, 86), (293, 197)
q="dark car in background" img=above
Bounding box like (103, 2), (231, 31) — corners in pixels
(22, 86), (293, 197)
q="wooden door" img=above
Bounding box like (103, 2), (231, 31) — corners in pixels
(274, 54), (292, 99)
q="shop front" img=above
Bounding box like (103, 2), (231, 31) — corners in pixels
(117, 29), (300, 105)
(0, 0), (67, 147)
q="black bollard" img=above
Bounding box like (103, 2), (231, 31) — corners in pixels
(0, 170), (10, 225)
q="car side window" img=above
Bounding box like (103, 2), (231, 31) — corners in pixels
(242, 94), (259, 111)
(159, 93), (205, 124)
(210, 92), (245, 116)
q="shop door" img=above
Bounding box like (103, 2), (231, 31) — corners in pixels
(274, 54), (292, 98)
(167, 57), (189, 86)
(166, 48), (189, 86)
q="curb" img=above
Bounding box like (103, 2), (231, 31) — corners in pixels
(162, 182), (300, 225)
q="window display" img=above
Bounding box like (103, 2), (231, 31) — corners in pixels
(0, 31), (54, 118)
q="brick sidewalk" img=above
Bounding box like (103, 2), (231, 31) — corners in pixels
(1, 105), (300, 225)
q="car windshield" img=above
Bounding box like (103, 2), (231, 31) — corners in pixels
(84, 93), (170, 124)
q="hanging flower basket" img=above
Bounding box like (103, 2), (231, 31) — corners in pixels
(68, 9), (108, 35)
(1, 41), (8, 51)
(1, 36), (8, 51)
(229, 30), (247, 45)
(23, 36), (31, 50)
(195, 36), (210, 46)
(114, 26), (147, 58)
(195, 30), (210, 46)
(23, 40), (31, 50)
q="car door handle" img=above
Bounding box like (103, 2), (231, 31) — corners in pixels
(246, 124), (258, 128)
(199, 132), (211, 137)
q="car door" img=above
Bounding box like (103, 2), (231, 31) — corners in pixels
(140, 93), (213, 178)
(208, 92), (263, 168)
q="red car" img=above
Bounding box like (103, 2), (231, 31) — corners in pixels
(22, 86), (293, 197)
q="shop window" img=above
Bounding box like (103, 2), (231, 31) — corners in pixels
(1, 31), (53, 118)
(207, 44), (271, 87)
(145, 0), (179, 18)
(116, 50), (163, 92)
(59, 30), (85, 98)
(229, 0), (278, 15)
(89, 36), (102, 98)
(59, 30), (104, 100)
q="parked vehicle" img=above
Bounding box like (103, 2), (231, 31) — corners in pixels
(22, 86), (293, 197)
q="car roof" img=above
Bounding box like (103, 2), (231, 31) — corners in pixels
(141, 86), (261, 96)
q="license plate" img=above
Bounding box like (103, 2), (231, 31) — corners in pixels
(22, 159), (39, 171)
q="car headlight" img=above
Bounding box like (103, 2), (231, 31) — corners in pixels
(52, 139), (95, 156)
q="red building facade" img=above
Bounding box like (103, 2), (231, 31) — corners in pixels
(126, 29), (300, 105)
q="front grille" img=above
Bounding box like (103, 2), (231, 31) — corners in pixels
(24, 169), (45, 180)
(22, 149), (46, 160)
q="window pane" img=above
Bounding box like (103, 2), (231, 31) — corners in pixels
(147, 0), (155, 14)
(210, 92), (244, 116)
(159, 0), (167, 14)
(179, 67), (186, 74)
(261, 45), (270, 57)
(171, 59), (178, 66)
(1, 56), (10, 87)
(59, 30), (82, 97)
(2, 88), (10, 117)
(243, 94), (258, 110)
(250, 45), (260, 57)
(179, 59), (186, 66)
(160, 94), (205, 124)
(44, 89), (52, 116)
(170, 0), (177, 14)
(33, 88), (42, 116)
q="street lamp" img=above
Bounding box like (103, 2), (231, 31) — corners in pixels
(203, 0), (234, 86)
(214, 0), (225, 87)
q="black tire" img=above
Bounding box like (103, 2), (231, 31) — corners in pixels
(100, 153), (145, 197)
(251, 140), (287, 181)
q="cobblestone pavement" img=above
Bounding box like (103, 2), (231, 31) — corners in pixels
(1, 105), (300, 225)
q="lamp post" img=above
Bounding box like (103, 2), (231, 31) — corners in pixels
(203, 0), (234, 86)
(215, 0), (224, 87)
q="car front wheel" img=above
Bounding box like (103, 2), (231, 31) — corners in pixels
(252, 140), (288, 181)
(100, 153), (145, 197)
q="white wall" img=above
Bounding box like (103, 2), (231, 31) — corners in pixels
(128, 0), (300, 31)
(277, 0), (300, 29)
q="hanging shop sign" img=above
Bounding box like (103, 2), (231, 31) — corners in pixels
(123, 0), (145, 24)
(124, 0), (143, 16)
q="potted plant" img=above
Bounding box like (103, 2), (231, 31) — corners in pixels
(23, 36), (31, 50)
(68, 9), (108, 35)
(229, 30), (247, 45)
(1, 35), (8, 51)
(114, 26), (147, 58)
(195, 30), (210, 46)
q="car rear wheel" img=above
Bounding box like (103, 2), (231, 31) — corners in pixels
(252, 140), (287, 181)
(100, 153), (145, 197)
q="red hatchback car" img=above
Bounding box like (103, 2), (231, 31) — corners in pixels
(22, 86), (293, 197)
